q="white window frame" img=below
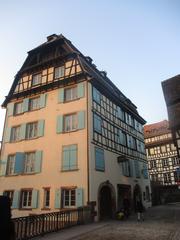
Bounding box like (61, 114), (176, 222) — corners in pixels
(29, 97), (40, 111)
(64, 114), (77, 132)
(6, 155), (15, 175)
(64, 87), (77, 102)
(54, 66), (65, 79)
(24, 152), (35, 173)
(62, 188), (76, 208)
(11, 125), (21, 142)
(21, 190), (32, 208)
(32, 73), (42, 86)
(26, 122), (38, 139)
(14, 101), (23, 115)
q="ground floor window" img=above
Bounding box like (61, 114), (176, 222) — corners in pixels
(62, 188), (76, 208)
(3, 190), (14, 206)
(43, 188), (50, 208)
(21, 190), (32, 208)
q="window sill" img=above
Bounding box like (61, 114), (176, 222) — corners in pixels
(95, 168), (105, 172)
(19, 208), (32, 211)
(61, 168), (79, 172)
(41, 208), (51, 211)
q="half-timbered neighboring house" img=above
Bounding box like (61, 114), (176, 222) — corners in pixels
(0, 34), (151, 219)
(144, 120), (180, 204)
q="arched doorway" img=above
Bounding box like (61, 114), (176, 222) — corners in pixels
(98, 181), (116, 220)
(133, 184), (142, 210)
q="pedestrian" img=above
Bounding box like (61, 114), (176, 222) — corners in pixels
(0, 196), (15, 240)
(136, 198), (144, 221)
(123, 197), (130, 218)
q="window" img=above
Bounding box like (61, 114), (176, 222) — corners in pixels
(3, 190), (14, 206)
(162, 158), (169, 167)
(161, 145), (166, 153)
(92, 87), (101, 104)
(150, 160), (156, 169)
(116, 106), (124, 121)
(24, 152), (35, 173)
(172, 157), (180, 166)
(54, 66), (65, 79)
(26, 122), (38, 139)
(29, 97), (40, 111)
(95, 147), (105, 171)
(163, 173), (171, 183)
(21, 190), (32, 208)
(64, 114), (77, 132)
(14, 102), (23, 115)
(151, 174), (158, 182)
(149, 148), (155, 155)
(94, 114), (102, 133)
(134, 160), (141, 178)
(6, 155), (15, 175)
(64, 87), (77, 102)
(62, 145), (78, 171)
(62, 188), (76, 208)
(10, 126), (21, 142)
(122, 160), (131, 177)
(32, 73), (42, 86)
(43, 188), (50, 208)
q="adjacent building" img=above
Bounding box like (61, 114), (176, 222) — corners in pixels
(144, 120), (180, 204)
(0, 34), (151, 219)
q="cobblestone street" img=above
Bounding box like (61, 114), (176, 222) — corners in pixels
(38, 203), (180, 240)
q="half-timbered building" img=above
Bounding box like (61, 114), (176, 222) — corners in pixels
(0, 34), (151, 219)
(144, 120), (180, 203)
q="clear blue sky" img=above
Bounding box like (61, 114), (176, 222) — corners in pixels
(0, 0), (180, 138)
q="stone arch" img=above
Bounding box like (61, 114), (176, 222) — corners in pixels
(98, 181), (116, 220)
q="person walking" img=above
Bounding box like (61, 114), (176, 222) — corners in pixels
(136, 198), (144, 221)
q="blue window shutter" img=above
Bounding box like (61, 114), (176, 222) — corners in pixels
(20, 124), (26, 140)
(23, 98), (29, 112)
(55, 189), (61, 208)
(35, 151), (42, 173)
(62, 146), (70, 170)
(14, 153), (24, 174)
(77, 83), (85, 98)
(7, 103), (14, 117)
(0, 160), (7, 176)
(40, 94), (47, 108)
(122, 162), (126, 175)
(134, 160), (140, 178)
(93, 87), (101, 104)
(57, 115), (63, 133)
(78, 111), (85, 130)
(95, 148), (105, 171)
(76, 188), (83, 207)
(58, 89), (64, 103)
(12, 191), (20, 209)
(38, 120), (45, 137)
(5, 127), (11, 143)
(32, 190), (39, 208)
(70, 145), (77, 170)
(143, 163), (148, 179)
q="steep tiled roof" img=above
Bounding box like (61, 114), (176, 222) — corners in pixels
(144, 120), (171, 138)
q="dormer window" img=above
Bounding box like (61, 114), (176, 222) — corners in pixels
(32, 73), (42, 86)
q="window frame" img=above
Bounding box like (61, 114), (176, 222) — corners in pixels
(20, 189), (33, 209)
(24, 152), (35, 174)
(3, 190), (14, 206)
(54, 66), (65, 79)
(29, 97), (40, 111)
(26, 122), (38, 139)
(64, 113), (78, 132)
(10, 125), (21, 142)
(32, 73), (42, 86)
(64, 86), (78, 102)
(6, 155), (15, 176)
(62, 188), (76, 208)
(14, 101), (23, 115)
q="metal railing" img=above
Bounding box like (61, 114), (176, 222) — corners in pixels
(12, 206), (93, 240)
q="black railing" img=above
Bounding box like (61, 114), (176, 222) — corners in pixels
(12, 206), (93, 240)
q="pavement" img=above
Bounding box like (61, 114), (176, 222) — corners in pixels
(36, 203), (180, 240)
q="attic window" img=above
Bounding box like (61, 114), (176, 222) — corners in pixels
(47, 34), (58, 42)
(32, 73), (42, 86)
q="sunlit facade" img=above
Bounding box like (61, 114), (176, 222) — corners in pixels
(0, 34), (151, 219)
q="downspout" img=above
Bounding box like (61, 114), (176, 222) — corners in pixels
(86, 80), (90, 203)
